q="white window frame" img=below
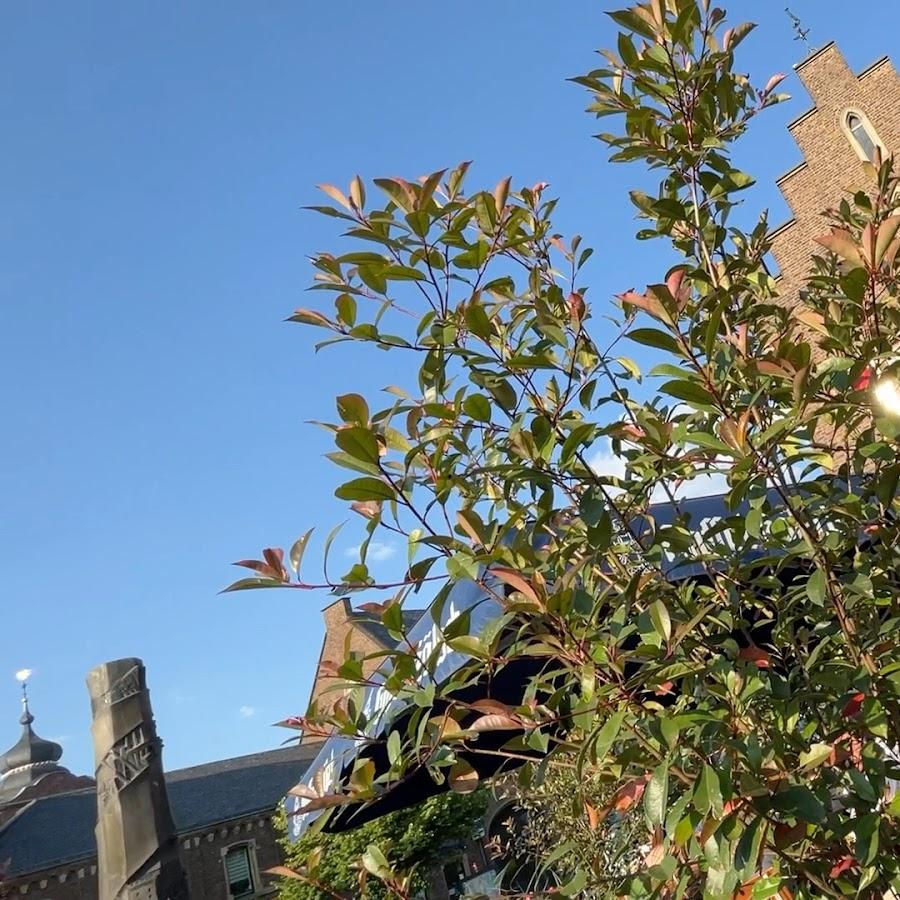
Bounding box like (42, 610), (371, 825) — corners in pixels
(840, 108), (885, 163)
(221, 840), (260, 899)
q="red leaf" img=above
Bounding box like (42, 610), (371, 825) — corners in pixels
(829, 856), (855, 878)
(618, 289), (667, 322)
(491, 567), (541, 606)
(773, 821), (806, 849)
(762, 72), (786, 95)
(610, 776), (648, 812)
(357, 602), (387, 614)
(351, 500), (382, 519)
(470, 698), (514, 716)
(843, 692), (865, 718)
(738, 646), (771, 668)
(567, 291), (586, 326)
(233, 558), (281, 579)
(643, 834), (665, 867)
(469, 714), (523, 733)
(814, 228), (865, 268)
(265, 865), (306, 881)
(263, 546), (285, 569)
(853, 368), (873, 391)
(288, 793), (353, 813)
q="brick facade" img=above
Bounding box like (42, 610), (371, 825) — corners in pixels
(4, 813), (283, 899)
(771, 44), (900, 305)
(303, 599), (393, 743)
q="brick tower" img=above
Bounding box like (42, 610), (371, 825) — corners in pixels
(770, 43), (900, 304)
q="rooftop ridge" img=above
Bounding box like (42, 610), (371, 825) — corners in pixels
(858, 55), (891, 80)
(794, 41), (836, 73)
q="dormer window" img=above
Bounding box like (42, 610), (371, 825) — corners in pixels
(844, 110), (882, 163)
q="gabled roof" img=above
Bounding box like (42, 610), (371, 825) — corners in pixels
(0, 743), (318, 878)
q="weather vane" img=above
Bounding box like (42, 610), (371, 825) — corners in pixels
(785, 8), (811, 48)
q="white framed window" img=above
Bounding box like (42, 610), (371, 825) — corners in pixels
(842, 109), (883, 163)
(223, 842), (257, 898)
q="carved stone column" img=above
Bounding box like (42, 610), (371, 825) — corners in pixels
(87, 658), (188, 900)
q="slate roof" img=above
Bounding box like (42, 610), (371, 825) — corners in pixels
(352, 608), (425, 647)
(0, 742), (317, 878)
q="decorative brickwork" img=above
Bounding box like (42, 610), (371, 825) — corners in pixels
(771, 44), (900, 307)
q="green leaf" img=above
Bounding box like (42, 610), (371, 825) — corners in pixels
(616, 356), (641, 380)
(626, 327), (682, 355)
(854, 813), (880, 865)
(751, 876), (784, 899)
(463, 393), (492, 423)
(847, 767), (877, 803)
(446, 553), (479, 581)
(798, 742), (833, 771)
(660, 378), (714, 407)
(745, 506), (763, 539)
(453, 240), (490, 269)
(593, 709), (625, 759)
(383, 264), (427, 281)
(335, 426), (381, 464)
(487, 379), (517, 412)
(336, 392), (369, 425)
(660, 717), (680, 751)
(335, 477), (396, 502)
(324, 450), (380, 476)
(449, 760), (480, 793)
(587, 510), (612, 551)
(806, 567), (827, 606)
(735, 816), (763, 873)
(644, 763), (669, 827)
(772, 785), (826, 824)
(649, 600), (672, 643)
(694, 764), (724, 819)
(335, 293), (357, 327)
(559, 869), (588, 897)
(387, 730), (401, 767)
(221, 576), (284, 593)
(465, 302), (492, 339)
(361, 844), (392, 879)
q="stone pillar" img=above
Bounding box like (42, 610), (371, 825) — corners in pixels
(86, 658), (188, 900)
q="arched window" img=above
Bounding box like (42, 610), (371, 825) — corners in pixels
(845, 111), (880, 162)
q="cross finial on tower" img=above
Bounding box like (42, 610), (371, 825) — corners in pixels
(15, 669), (32, 721)
(785, 8), (811, 48)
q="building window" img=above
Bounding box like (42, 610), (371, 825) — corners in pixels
(844, 110), (881, 163)
(223, 844), (256, 898)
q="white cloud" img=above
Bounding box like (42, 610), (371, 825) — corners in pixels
(588, 439), (727, 502)
(587, 441), (628, 482)
(344, 541), (397, 562)
(239, 705), (255, 719)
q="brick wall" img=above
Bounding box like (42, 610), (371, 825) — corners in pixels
(6, 814), (283, 899)
(179, 814), (283, 900)
(303, 599), (392, 744)
(771, 44), (900, 307)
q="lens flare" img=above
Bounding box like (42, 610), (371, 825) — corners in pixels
(874, 376), (900, 416)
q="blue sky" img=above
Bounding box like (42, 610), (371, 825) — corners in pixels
(0, 1), (893, 778)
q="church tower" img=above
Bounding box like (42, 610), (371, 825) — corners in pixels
(771, 43), (900, 304)
(0, 675), (92, 815)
